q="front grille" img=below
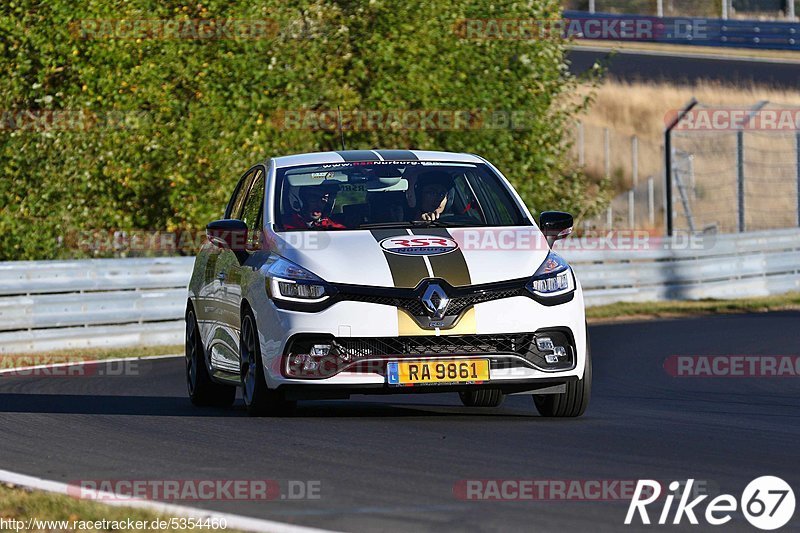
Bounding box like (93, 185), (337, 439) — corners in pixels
(286, 331), (576, 371)
(343, 287), (528, 317)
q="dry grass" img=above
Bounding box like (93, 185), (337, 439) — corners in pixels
(580, 80), (800, 142)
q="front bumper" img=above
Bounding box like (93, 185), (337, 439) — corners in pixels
(248, 281), (588, 390)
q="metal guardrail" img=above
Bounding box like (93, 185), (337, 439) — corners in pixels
(0, 229), (798, 354)
(563, 10), (800, 50)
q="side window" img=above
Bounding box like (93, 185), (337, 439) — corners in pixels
(467, 170), (521, 225)
(241, 169), (265, 237)
(226, 169), (257, 220)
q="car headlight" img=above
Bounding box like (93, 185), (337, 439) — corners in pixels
(264, 256), (332, 303)
(526, 251), (575, 297)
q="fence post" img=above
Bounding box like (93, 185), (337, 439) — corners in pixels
(577, 121), (585, 166)
(722, 0), (729, 19)
(789, 0), (796, 20)
(628, 189), (635, 229)
(631, 135), (639, 187)
(737, 130), (745, 233)
(657, 0), (664, 17)
(735, 101), (768, 234)
(648, 176), (655, 227)
(589, 0), (596, 14)
(604, 127), (610, 177)
(664, 98), (698, 237)
(796, 131), (800, 226)
(606, 207), (613, 230)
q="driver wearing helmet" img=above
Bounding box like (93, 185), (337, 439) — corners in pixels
(283, 184), (346, 229)
(409, 170), (454, 222)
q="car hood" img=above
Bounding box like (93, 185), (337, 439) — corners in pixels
(270, 226), (551, 288)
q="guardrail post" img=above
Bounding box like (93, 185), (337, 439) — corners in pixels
(722, 0), (729, 19)
(589, 0), (595, 14)
(632, 135), (639, 187)
(789, 0), (796, 20)
(606, 206), (613, 230)
(648, 176), (655, 227)
(657, 0), (664, 17)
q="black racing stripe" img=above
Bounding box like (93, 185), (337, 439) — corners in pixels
(370, 229), (429, 289)
(413, 228), (472, 287)
(336, 150), (381, 161)
(374, 150), (418, 160)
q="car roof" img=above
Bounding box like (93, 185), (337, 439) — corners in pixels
(270, 150), (485, 169)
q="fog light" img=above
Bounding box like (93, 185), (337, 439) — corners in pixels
(536, 337), (555, 351)
(545, 354), (559, 364)
(553, 346), (567, 357)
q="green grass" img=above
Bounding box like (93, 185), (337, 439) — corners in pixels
(586, 292), (800, 322)
(0, 485), (239, 532)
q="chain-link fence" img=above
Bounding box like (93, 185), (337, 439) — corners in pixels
(570, 122), (666, 232)
(670, 101), (800, 233)
(580, 100), (800, 235)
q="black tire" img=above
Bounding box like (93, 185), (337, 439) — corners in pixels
(533, 336), (592, 418)
(459, 389), (505, 408)
(185, 308), (236, 407)
(240, 310), (296, 417)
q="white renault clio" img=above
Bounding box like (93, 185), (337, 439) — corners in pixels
(186, 150), (590, 417)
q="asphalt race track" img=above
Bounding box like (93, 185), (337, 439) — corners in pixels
(1, 312), (799, 532)
(568, 48), (800, 88)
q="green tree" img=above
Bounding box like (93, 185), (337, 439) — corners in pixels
(0, 0), (603, 260)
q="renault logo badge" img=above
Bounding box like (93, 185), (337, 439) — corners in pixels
(421, 283), (450, 319)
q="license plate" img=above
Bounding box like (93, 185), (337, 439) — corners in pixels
(387, 359), (490, 386)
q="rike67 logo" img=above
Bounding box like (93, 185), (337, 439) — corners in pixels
(626, 477), (795, 530)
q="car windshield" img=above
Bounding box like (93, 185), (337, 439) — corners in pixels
(274, 161), (529, 231)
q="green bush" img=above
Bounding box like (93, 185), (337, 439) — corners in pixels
(0, 0), (604, 260)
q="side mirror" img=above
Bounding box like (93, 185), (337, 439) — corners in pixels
(206, 219), (248, 251)
(539, 211), (574, 248)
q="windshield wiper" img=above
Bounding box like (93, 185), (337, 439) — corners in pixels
(411, 219), (483, 228)
(358, 220), (483, 230)
(358, 222), (415, 229)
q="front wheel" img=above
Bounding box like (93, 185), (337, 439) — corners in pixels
(459, 389), (505, 407)
(533, 337), (592, 418)
(240, 311), (296, 417)
(185, 308), (236, 407)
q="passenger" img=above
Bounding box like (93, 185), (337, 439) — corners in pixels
(283, 185), (346, 229)
(409, 170), (454, 222)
